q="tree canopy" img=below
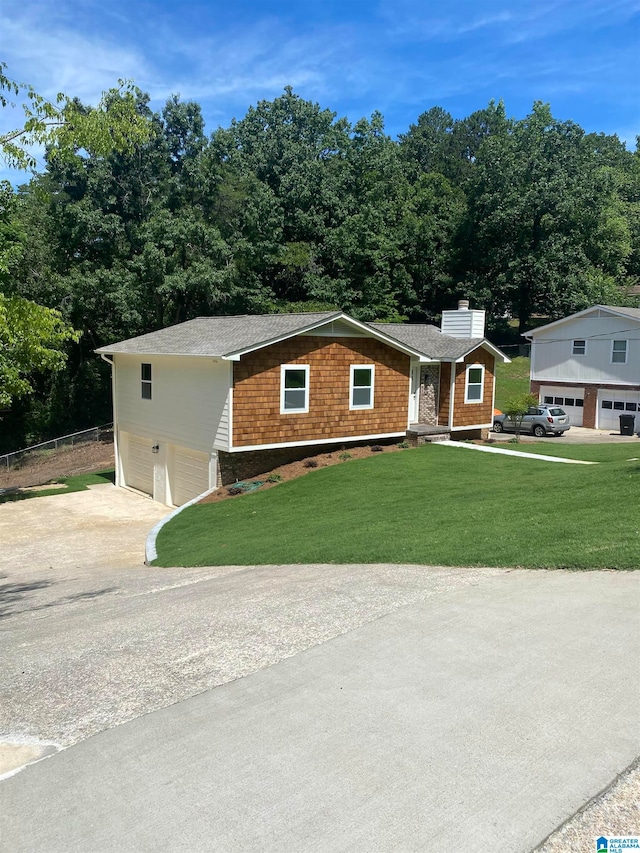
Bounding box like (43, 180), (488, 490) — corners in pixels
(1, 80), (639, 451)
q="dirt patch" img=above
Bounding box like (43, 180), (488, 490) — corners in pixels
(200, 443), (406, 505)
(0, 440), (115, 490)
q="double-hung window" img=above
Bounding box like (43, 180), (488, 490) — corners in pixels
(465, 364), (484, 403)
(280, 365), (309, 413)
(141, 363), (152, 400)
(572, 340), (586, 356)
(350, 365), (375, 410)
(612, 340), (627, 364)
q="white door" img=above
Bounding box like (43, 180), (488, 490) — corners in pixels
(540, 386), (585, 427)
(409, 365), (420, 424)
(170, 446), (211, 506)
(125, 434), (154, 496)
(596, 389), (640, 430)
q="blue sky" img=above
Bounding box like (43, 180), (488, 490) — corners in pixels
(1, 0), (639, 182)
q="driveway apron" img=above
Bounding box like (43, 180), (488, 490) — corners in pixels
(2, 569), (639, 853)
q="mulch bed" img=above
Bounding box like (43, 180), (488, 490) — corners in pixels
(199, 443), (405, 505)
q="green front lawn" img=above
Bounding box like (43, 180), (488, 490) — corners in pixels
(494, 356), (531, 411)
(0, 469), (115, 503)
(153, 445), (639, 569)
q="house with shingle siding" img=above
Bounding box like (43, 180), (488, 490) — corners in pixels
(97, 302), (508, 506)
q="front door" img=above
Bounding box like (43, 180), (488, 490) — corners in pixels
(410, 365), (420, 423)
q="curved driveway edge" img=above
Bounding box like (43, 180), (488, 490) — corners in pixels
(144, 486), (216, 564)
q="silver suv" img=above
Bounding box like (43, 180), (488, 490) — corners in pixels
(493, 405), (571, 437)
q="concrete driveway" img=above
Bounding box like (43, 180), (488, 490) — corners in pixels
(2, 559), (640, 852)
(491, 425), (640, 444)
(0, 483), (167, 581)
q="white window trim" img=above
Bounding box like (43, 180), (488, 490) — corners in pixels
(464, 363), (484, 404)
(141, 363), (152, 400)
(280, 364), (310, 414)
(572, 339), (586, 356)
(349, 364), (375, 410)
(611, 340), (628, 365)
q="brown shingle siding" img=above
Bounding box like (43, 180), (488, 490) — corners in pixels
(232, 337), (410, 447)
(452, 348), (495, 427)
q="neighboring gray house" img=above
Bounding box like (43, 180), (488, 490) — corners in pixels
(525, 305), (640, 429)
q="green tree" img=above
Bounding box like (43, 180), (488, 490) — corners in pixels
(0, 62), (150, 170)
(503, 392), (539, 442)
(0, 293), (79, 408)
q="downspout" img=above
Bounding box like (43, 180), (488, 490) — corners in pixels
(448, 360), (456, 429)
(100, 353), (120, 487)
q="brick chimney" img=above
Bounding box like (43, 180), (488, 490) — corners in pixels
(440, 300), (485, 338)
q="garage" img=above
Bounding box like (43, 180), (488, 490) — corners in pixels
(123, 433), (154, 497)
(170, 446), (212, 506)
(540, 386), (585, 427)
(596, 389), (640, 431)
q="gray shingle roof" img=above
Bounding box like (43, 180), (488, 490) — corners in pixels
(96, 311), (497, 361)
(369, 323), (485, 360)
(96, 312), (342, 357)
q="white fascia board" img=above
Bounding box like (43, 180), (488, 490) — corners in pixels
(450, 423), (493, 431)
(228, 432), (405, 453)
(452, 341), (510, 364)
(520, 305), (640, 338)
(97, 350), (227, 360)
(222, 313), (425, 361)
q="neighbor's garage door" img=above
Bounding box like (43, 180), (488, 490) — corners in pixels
(540, 386), (585, 427)
(597, 389), (640, 431)
(124, 433), (154, 496)
(170, 446), (211, 506)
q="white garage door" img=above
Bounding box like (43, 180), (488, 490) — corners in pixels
(125, 434), (154, 496)
(170, 446), (211, 506)
(540, 386), (585, 427)
(597, 390), (640, 431)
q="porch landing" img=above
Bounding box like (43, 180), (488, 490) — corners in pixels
(406, 424), (451, 445)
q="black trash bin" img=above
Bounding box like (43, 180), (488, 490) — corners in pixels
(619, 413), (635, 435)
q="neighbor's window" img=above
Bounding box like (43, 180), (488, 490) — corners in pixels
(572, 340), (586, 356)
(280, 364), (309, 413)
(464, 364), (484, 403)
(350, 365), (375, 410)
(141, 363), (152, 400)
(612, 340), (627, 364)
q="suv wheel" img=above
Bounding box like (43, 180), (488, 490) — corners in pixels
(533, 425), (546, 437)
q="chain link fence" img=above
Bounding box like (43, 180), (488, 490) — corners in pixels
(0, 424), (114, 470)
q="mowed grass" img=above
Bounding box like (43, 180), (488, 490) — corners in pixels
(0, 469), (115, 503)
(153, 445), (640, 569)
(494, 356), (531, 411)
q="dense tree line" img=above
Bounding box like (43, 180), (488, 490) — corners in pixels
(1, 85), (639, 451)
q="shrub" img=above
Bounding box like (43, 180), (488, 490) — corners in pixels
(303, 459), (318, 468)
(266, 473), (283, 483)
(227, 486), (243, 496)
(338, 451), (352, 461)
(370, 445), (383, 453)
(397, 440), (410, 449)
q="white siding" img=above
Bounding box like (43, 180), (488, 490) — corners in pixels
(114, 354), (231, 453)
(441, 309), (485, 338)
(531, 311), (640, 385)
